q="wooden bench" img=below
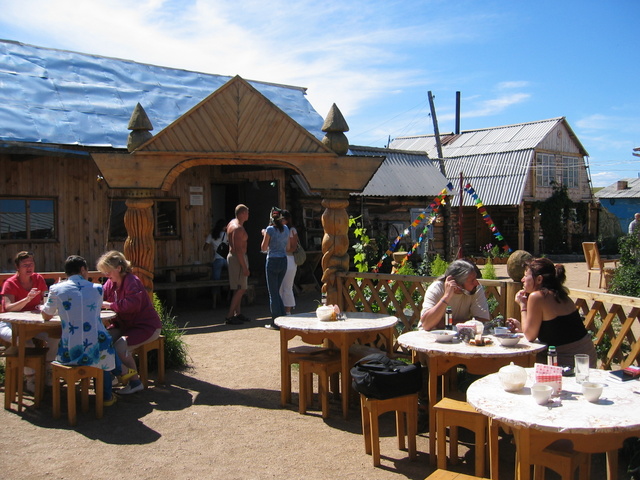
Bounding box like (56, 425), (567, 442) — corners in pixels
(153, 265), (255, 309)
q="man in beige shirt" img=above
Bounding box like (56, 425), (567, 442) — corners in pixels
(225, 204), (250, 324)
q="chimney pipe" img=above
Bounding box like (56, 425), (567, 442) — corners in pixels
(455, 91), (461, 135)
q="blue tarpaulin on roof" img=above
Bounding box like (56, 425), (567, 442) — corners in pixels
(0, 39), (324, 149)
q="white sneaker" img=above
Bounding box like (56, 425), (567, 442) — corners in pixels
(119, 381), (143, 395)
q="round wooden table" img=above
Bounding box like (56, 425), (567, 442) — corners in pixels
(397, 330), (546, 465)
(0, 310), (116, 412)
(275, 311), (397, 419)
(467, 368), (640, 480)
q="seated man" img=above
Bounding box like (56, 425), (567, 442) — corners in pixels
(420, 259), (489, 331)
(41, 255), (120, 406)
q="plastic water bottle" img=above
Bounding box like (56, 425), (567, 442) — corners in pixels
(547, 346), (558, 366)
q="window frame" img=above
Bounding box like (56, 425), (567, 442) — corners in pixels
(536, 153), (555, 188)
(561, 156), (580, 189)
(0, 196), (57, 243)
(108, 198), (180, 241)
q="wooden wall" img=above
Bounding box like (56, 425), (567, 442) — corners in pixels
(0, 154), (117, 272)
(0, 154), (287, 275)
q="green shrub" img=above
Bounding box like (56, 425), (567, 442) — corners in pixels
(429, 254), (449, 277)
(153, 294), (189, 370)
(481, 258), (498, 280)
(609, 234), (640, 297)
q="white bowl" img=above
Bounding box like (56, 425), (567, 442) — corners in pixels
(431, 329), (456, 343)
(582, 381), (604, 402)
(494, 333), (522, 347)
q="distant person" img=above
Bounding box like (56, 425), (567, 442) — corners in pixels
(506, 257), (597, 367)
(279, 210), (298, 315)
(203, 218), (229, 299)
(98, 250), (162, 394)
(629, 213), (640, 237)
(42, 255), (119, 406)
(262, 207), (289, 329)
(225, 204), (251, 325)
(420, 259), (490, 330)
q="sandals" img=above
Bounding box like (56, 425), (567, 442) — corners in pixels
(121, 368), (138, 384)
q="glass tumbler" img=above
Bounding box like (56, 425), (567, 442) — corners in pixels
(574, 354), (590, 384)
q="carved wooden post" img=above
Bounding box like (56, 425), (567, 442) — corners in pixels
(124, 196), (155, 301)
(319, 104), (351, 305)
(320, 197), (350, 306)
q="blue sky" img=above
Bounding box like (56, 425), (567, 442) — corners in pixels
(0, 0), (638, 187)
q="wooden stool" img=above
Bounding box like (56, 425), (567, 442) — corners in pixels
(298, 351), (341, 418)
(282, 345), (331, 405)
(4, 347), (47, 410)
(424, 469), (489, 479)
(532, 439), (590, 480)
(434, 397), (487, 477)
(134, 335), (165, 388)
(360, 392), (418, 467)
(52, 363), (104, 426)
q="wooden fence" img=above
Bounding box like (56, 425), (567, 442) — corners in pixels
(336, 271), (640, 369)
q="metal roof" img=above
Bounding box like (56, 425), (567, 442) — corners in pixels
(595, 178), (640, 199)
(0, 39), (324, 149)
(389, 117), (589, 158)
(444, 150), (533, 206)
(388, 117), (589, 206)
(348, 146), (447, 197)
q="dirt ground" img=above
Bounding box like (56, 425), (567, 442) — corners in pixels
(0, 262), (631, 480)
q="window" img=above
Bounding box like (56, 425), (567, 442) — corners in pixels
(410, 208), (435, 255)
(562, 156), (580, 188)
(536, 153), (555, 187)
(108, 199), (180, 240)
(155, 200), (179, 237)
(0, 198), (56, 241)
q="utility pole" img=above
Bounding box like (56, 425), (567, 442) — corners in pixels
(428, 91), (452, 260)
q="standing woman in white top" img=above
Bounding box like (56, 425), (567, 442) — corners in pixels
(280, 210), (298, 314)
(203, 218), (228, 283)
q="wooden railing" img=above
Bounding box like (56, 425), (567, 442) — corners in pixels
(336, 271), (640, 368)
(0, 271), (104, 287)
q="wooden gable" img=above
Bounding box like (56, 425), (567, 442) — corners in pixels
(137, 76), (330, 155)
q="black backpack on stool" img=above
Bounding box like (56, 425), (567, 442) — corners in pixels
(350, 353), (422, 400)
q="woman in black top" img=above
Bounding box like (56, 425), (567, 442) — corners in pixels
(507, 257), (597, 367)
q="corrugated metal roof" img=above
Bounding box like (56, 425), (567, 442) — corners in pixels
(387, 117), (589, 206)
(595, 178), (640, 199)
(0, 39), (324, 149)
(444, 150), (533, 206)
(348, 146), (447, 197)
(389, 117), (589, 158)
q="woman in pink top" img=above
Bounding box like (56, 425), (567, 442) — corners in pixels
(97, 250), (162, 394)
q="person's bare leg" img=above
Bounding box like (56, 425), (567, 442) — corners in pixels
(227, 288), (246, 318)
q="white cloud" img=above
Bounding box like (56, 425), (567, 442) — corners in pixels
(497, 81), (530, 90)
(461, 93), (531, 119)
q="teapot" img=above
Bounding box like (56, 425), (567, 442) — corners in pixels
(498, 362), (527, 392)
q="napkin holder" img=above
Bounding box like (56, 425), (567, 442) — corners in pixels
(534, 363), (562, 394)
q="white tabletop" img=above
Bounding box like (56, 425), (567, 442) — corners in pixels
(274, 311), (397, 333)
(0, 310), (116, 324)
(397, 330), (546, 359)
(467, 368), (640, 435)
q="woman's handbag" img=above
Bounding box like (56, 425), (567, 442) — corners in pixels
(293, 241), (306, 266)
